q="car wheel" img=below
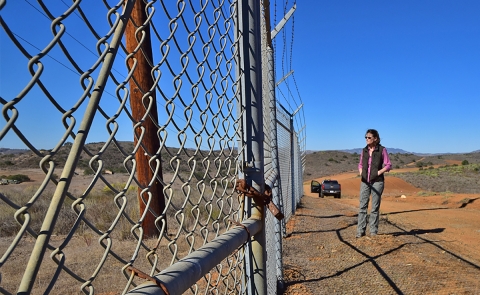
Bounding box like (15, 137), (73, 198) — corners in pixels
(335, 193), (341, 199)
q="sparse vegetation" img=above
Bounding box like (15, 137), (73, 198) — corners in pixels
(394, 164), (480, 194)
(0, 174), (30, 182)
(304, 150), (480, 194)
(416, 191), (437, 197)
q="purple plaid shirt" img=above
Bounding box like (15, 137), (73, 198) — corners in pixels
(358, 146), (392, 182)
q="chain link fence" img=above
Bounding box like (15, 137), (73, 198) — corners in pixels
(0, 0), (304, 294)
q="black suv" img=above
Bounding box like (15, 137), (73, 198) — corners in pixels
(320, 179), (341, 198)
(310, 179), (341, 198)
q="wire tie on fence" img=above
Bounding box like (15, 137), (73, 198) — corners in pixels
(235, 179), (284, 220)
(127, 266), (170, 295)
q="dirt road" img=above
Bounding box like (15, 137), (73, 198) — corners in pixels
(281, 173), (480, 294)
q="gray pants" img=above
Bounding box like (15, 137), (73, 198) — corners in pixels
(357, 181), (384, 236)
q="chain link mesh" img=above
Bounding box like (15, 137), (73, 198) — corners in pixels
(0, 1), (304, 294)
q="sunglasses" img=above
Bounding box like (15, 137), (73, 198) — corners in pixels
(365, 136), (373, 139)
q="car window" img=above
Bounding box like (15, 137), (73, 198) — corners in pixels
(323, 180), (338, 185)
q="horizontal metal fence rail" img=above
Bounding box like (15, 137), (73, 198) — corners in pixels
(0, 0), (304, 294)
(127, 218), (262, 295)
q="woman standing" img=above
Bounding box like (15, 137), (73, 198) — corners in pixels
(356, 129), (392, 238)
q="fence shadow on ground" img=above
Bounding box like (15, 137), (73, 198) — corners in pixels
(285, 205), (480, 294)
(386, 221), (480, 270)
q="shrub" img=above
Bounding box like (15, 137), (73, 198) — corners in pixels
(5, 174), (30, 182)
(417, 191), (436, 197)
(83, 169), (95, 175)
(462, 160), (469, 165)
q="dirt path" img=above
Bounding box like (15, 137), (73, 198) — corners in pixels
(281, 173), (480, 294)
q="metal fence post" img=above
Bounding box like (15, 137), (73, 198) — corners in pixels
(17, 2), (136, 293)
(263, 1), (285, 290)
(238, 0), (266, 294)
(290, 116), (296, 216)
(267, 45), (285, 294)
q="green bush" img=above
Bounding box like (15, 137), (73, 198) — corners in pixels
(4, 174), (30, 182)
(462, 160), (469, 165)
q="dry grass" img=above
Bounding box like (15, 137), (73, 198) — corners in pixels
(0, 174), (241, 294)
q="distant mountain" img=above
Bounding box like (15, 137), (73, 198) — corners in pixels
(0, 148), (29, 155)
(306, 147), (415, 155)
(340, 147), (415, 154)
(1, 146), (479, 157)
(306, 148), (480, 156)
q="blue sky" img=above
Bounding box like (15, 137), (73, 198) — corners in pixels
(1, 1), (479, 154)
(294, 1), (480, 154)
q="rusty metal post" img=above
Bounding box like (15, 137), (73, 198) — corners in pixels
(125, 0), (165, 238)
